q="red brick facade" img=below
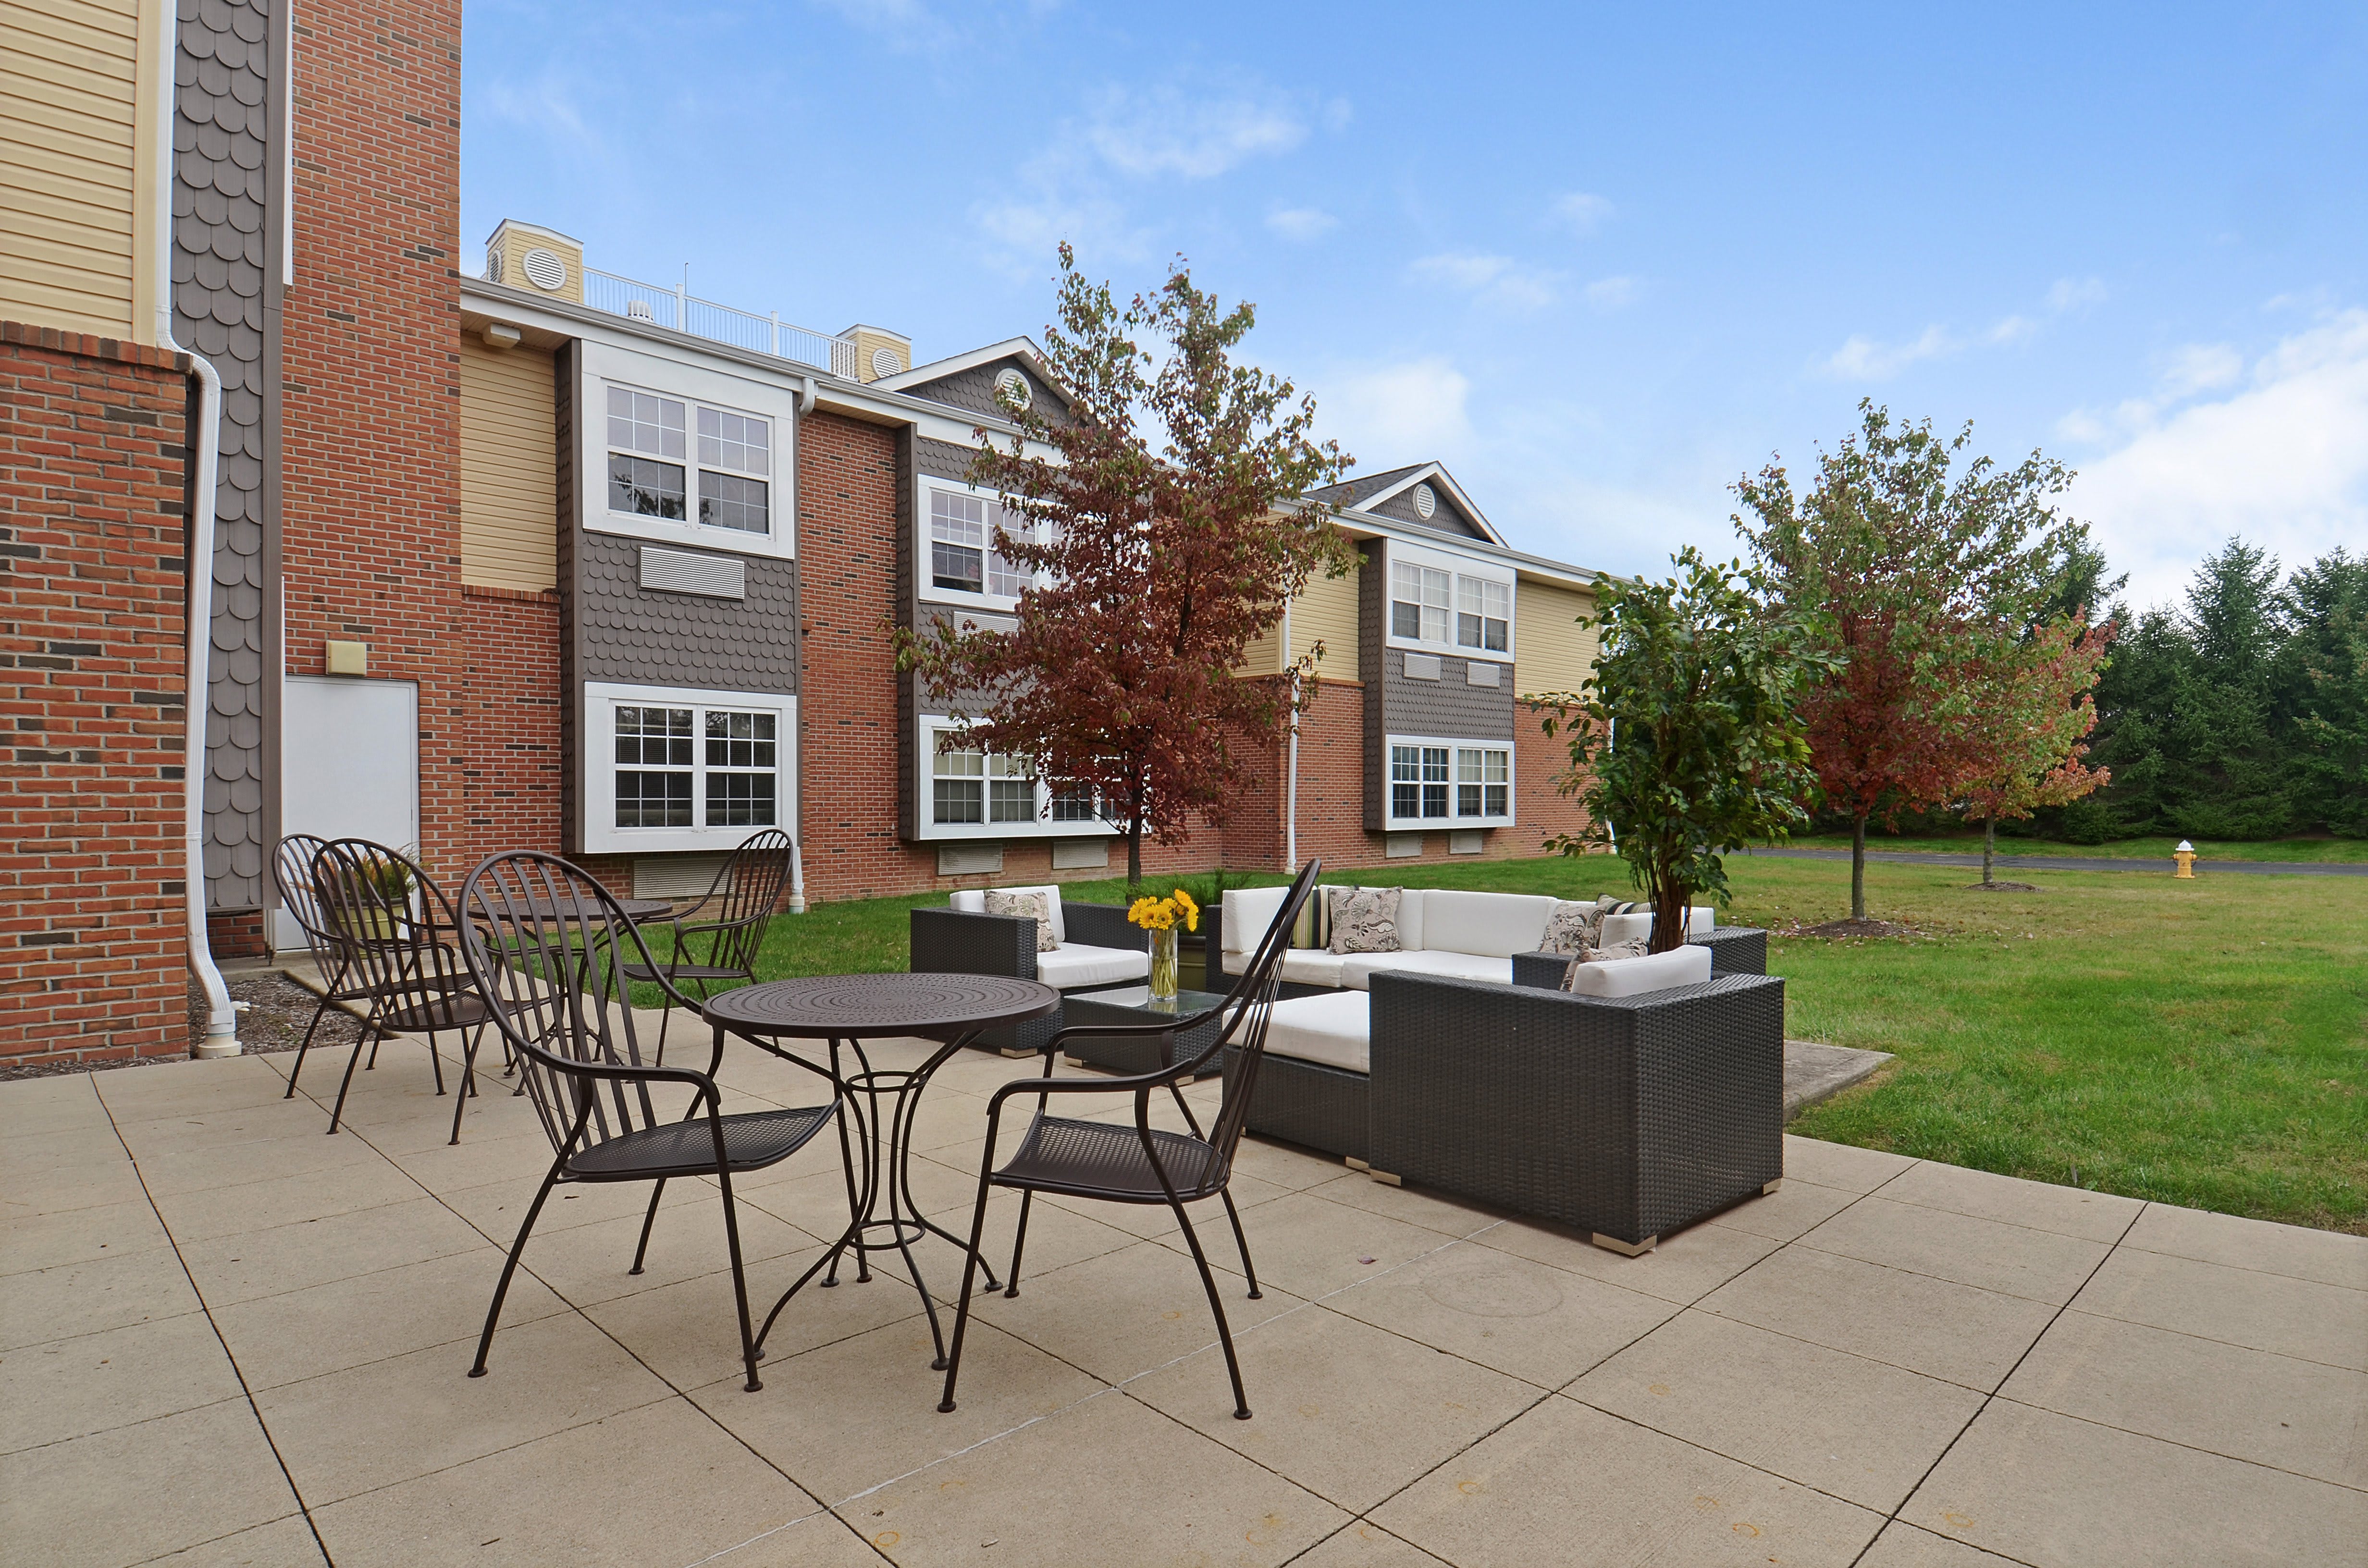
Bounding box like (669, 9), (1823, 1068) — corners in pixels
(457, 584), (563, 862)
(0, 327), (193, 1065)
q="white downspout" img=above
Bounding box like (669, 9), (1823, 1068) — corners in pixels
(154, 2), (238, 1057)
(783, 374), (814, 913)
(1281, 600), (1299, 870)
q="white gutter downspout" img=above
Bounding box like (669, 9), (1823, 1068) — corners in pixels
(784, 373), (815, 913)
(154, 3), (238, 1057)
(1281, 601), (1299, 870)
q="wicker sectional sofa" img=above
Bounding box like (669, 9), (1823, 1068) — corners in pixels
(909, 886), (1149, 1054)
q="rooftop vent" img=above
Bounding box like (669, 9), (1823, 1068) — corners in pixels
(1411, 482), (1437, 519)
(995, 367), (1033, 410)
(627, 299), (654, 321)
(521, 247), (568, 292)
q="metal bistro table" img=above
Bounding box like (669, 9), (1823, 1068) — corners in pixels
(702, 972), (1060, 1370)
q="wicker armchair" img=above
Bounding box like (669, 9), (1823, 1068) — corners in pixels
(909, 898), (1147, 1054)
(1365, 968), (1786, 1253)
(1508, 926), (1769, 989)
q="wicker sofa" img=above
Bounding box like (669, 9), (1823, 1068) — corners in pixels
(1223, 941), (1786, 1253)
(909, 886), (1149, 1054)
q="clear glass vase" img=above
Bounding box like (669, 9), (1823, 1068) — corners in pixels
(1147, 927), (1180, 1002)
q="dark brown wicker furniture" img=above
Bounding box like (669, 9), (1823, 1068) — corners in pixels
(1057, 985), (1233, 1077)
(456, 853), (847, 1395)
(909, 899), (1148, 1054)
(937, 859), (1322, 1422)
(1509, 926), (1769, 989)
(612, 829), (794, 1062)
(701, 970), (1061, 1372)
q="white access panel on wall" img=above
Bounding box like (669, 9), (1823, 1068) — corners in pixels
(274, 675), (419, 951)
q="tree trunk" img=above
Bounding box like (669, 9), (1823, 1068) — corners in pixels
(1851, 812), (1869, 921)
(1126, 816), (1143, 892)
(1651, 866), (1687, 955)
(1982, 817), (1996, 886)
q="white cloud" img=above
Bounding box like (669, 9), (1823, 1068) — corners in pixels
(1551, 192), (1614, 234)
(2161, 343), (2243, 395)
(1320, 356), (1474, 465)
(1411, 252), (1560, 311)
(2047, 275), (2108, 312)
(1266, 206), (1338, 242)
(1819, 325), (1957, 380)
(1084, 85), (1310, 179)
(2069, 309), (2368, 612)
(1582, 275), (1638, 310)
(480, 71), (603, 152)
(1988, 314), (2038, 345)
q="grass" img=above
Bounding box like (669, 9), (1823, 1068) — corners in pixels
(1788, 831), (2368, 863)
(666, 852), (2367, 1234)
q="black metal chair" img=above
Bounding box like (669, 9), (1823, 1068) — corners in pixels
(456, 852), (846, 1394)
(613, 829), (794, 1063)
(272, 833), (348, 1098)
(937, 858), (1323, 1421)
(310, 839), (497, 1142)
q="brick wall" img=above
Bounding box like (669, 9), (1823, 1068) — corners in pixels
(0, 326), (192, 1064)
(457, 585), (562, 866)
(279, 0), (465, 883)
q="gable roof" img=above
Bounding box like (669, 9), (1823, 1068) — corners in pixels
(876, 337), (1057, 396)
(1307, 461), (1504, 546)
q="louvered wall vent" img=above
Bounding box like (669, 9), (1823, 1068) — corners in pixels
(639, 546), (746, 600)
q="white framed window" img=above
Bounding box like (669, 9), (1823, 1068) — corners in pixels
(580, 340), (795, 560)
(1386, 542), (1516, 658)
(1387, 733), (1513, 829)
(582, 682), (796, 853)
(917, 717), (1113, 841)
(921, 478), (1034, 609)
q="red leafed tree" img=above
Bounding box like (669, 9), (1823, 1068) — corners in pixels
(898, 246), (1356, 886)
(1736, 402), (2097, 919)
(1961, 612), (2114, 884)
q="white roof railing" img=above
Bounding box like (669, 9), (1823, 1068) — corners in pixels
(581, 266), (858, 379)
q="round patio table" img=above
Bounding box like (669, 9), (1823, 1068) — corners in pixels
(702, 972), (1060, 1370)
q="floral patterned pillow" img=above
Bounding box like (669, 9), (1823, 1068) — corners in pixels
(1540, 900), (1605, 956)
(983, 889), (1059, 952)
(1326, 886), (1403, 954)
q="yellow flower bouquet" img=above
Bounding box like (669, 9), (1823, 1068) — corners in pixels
(1127, 888), (1199, 999)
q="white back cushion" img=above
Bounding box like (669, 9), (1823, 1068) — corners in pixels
(1222, 886), (1289, 954)
(1390, 888), (1424, 952)
(950, 884), (1065, 944)
(1418, 890), (1554, 957)
(1562, 943), (1713, 997)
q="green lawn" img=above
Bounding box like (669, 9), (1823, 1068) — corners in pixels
(670, 852), (2367, 1234)
(1788, 831), (2368, 863)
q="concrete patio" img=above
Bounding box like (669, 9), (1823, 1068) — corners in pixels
(3, 1025), (2362, 1568)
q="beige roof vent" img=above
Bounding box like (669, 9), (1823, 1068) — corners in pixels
(995, 367), (1033, 410)
(522, 248), (567, 291)
(484, 220), (584, 303)
(1411, 482), (1438, 519)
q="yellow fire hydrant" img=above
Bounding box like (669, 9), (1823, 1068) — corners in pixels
(2173, 840), (2197, 879)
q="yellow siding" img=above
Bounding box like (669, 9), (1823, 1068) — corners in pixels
(486, 220), (583, 303)
(459, 339), (558, 591)
(0, 0), (149, 340)
(1240, 540), (1363, 678)
(1515, 579), (1597, 698)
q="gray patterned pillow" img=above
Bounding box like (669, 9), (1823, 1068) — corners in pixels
(1540, 900), (1605, 956)
(1326, 886), (1402, 954)
(1558, 936), (1651, 989)
(983, 889), (1059, 952)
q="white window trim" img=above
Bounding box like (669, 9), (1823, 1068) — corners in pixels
(914, 715), (1116, 842)
(915, 471), (1039, 615)
(578, 340), (797, 561)
(1384, 732), (1516, 831)
(1383, 539), (1517, 660)
(582, 682), (798, 854)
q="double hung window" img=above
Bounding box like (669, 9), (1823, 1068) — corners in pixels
(1391, 563), (1452, 643)
(612, 703), (777, 830)
(929, 487), (1028, 598)
(1457, 578), (1511, 653)
(933, 740), (1039, 824)
(1456, 747), (1509, 817)
(607, 386), (770, 538)
(1391, 745), (1452, 820)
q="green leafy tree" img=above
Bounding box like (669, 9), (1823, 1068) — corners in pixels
(2273, 549), (2368, 836)
(1535, 549), (1832, 953)
(1959, 612), (2113, 883)
(897, 246), (1356, 886)
(1737, 402), (2096, 918)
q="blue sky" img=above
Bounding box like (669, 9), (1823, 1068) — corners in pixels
(462, 2), (2368, 613)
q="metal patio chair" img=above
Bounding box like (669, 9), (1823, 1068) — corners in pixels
(614, 829), (794, 1063)
(456, 852), (846, 1394)
(310, 839), (496, 1142)
(936, 858), (1323, 1422)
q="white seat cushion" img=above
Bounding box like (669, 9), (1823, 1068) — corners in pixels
(1414, 890), (1555, 957)
(1561, 943), (1713, 997)
(1260, 991), (1370, 1075)
(1339, 949), (1514, 989)
(950, 885), (1065, 944)
(1035, 943), (1149, 990)
(1221, 945), (1348, 989)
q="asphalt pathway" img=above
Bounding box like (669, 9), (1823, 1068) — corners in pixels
(1740, 846), (2368, 877)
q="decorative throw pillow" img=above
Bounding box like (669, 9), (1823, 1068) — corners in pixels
(1289, 889), (1332, 950)
(1327, 886), (1403, 954)
(1540, 900), (1605, 956)
(983, 889), (1059, 952)
(1595, 895), (1647, 916)
(1559, 937), (1651, 990)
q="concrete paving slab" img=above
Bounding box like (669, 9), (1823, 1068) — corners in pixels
(136, 1514), (329, 1567)
(1703, 1175), (1862, 1242)
(1798, 1195), (2112, 1305)
(959, 1238), (1304, 1388)
(2121, 1201), (2368, 1291)
(0, 1400), (303, 1568)
(0, 1197), (173, 1277)
(1857, 1520), (2030, 1565)
(1291, 1522), (1456, 1566)
(0, 1314), (246, 1454)
(0, 1242), (203, 1351)
(2072, 1245), (2368, 1371)
(1879, 1160), (2144, 1244)
(1785, 1039), (1892, 1119)
(1478, 1207), (1786, 1305)
(1779, 1132), (1917, 1193)
(581, 1249), (925, 1390)
(173, 1195), (488, 1307)
(1373, 1395), (1882, 1567)
(1904, 1399), (2368, 1567)
(1212, 1189), (1484, 1302)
